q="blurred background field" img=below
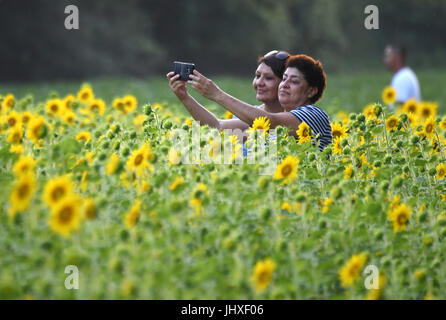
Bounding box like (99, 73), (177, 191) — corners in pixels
(1, 70), (445, 118)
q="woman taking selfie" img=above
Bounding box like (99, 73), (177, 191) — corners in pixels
(166, 50), (290, 134)
(189, 54), (332, 151)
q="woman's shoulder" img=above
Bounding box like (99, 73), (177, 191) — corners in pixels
(291, 104), (330, 119)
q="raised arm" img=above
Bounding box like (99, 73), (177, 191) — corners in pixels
(167, 72), (250, 131)
(187, 71), (301, 136)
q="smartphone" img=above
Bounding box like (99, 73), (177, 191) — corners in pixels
(173, 61), (195, 81)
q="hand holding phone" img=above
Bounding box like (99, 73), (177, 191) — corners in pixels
(173, 61), (195, 81)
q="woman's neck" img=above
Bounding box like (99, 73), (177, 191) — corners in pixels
(263, 100), (283, 113)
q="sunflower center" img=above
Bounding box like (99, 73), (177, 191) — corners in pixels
(18, 183), (30, 199)
(91, 104), (99, 112)
(134, 154), (144, 166)
(389, 120), (396, 127)
(8, 118), (16, 127)
(397, 213), (407, 225)
(423, 109), (430, 117)
(81, 93), (89, 100)
(439, 169), (445, 176)
(59, 206), (73, 223)
(51, 104), (58, 112)
(332, 130), (341, 137)
(426, 124), (433, 133)
(51, 186), (66, 202)
(257, 270), (270, 283)
(281, 164), (292, 176)
(302, 128), (309, 137)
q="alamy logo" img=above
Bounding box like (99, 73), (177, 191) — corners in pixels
(64, 265), (79, 290)
(65, 5), (79, 30)
(364, 5), (379, 30)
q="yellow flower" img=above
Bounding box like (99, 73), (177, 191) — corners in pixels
(168, 148), (181, 165)
(385, 115), (399, 131)
(5, 110), (21, 129)
(9, 144), (24, 154)
(402, 98), (418, 115)
(124, 199), (141, 228)
(281, 202), (291, 212)
(339, 253), (367, 287)
(13, 155), (36, 177)
(436, 163), (446, 180)
(2, 93), (15, 112)
(126, 144), (151, 174)
(250, 116), (271, 132)
(77, 85), (94, 102)
(63, 94), (75, 110)
(133, 114), (146, 129)
(26, 115), (47, 143)
(418, 102), (437, 120)
(363, 104), (378, 121)
(389, 203), (412, 233)
(49, 194), (81, 237)
(106, 154), (120, 175)
(296, 121), (312, 144)
(273, 155), (299, 185)
(8, 173), (37, 217)
(45, 98), (64, 117)
(169, 176), (184, 191)
(344, 164), (353, 179)
(382, 86), (397, 105)
(83, 198), (96, 220)
(332, 136), (342, 155)
(76, 131), (91, 143)
(250, 258), (276, 293)
(223, 111), (233, 119)
(42, 175), (75, 207)
(62, 111), (77, 125)
(113, 98), (126, 113)
(6, 125), (23, 144)
(331, 122), (348, 140)
(20, 111), (34, 125)
(88, 98), (106, 116)
(123, 95), (138, 113)
(422, 116), (436, 139)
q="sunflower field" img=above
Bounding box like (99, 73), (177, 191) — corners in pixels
(1, 82), (446, 300)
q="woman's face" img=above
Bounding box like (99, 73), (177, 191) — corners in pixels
(252, 62), (281, 103)
(279, 67), (315, 111)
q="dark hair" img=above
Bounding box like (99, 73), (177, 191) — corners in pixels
(387, 43), (407, 63)
(257, 51), (290, 79)
(286, 54), (326, 104)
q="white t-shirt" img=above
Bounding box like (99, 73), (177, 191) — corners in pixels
(391, 67), (421, 103)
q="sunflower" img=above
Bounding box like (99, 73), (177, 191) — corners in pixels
(76, 131), (91, 143)
(344, 164), (353, 179)
(77, 85), (94, 102)
(402, 98), (418, 115)
(5, 110), (21, 129)
(389, 203), (411, 233)
(382, 86), (397, 105)
(296, 121), (312, 144)
(385, 115), (399, 131)
(436, 163), (446, 180)
(13, 155), (36, 177)
(332, 136), (342, 155)
(169, 176), (184, 191)
(223, 111), (233, 119)
(422, 117), (436, 139)
(63, 94), (75, 110)
(339, 253), (367, 287)
(123, 95), (138, 113)
(49, 194), (81, 237)
(106, 154), (121, 175)
(45, 98), (63, 117)
(26, 115), (47, 143)
(331, 122), (348, 139)
(8, 173), (36, 217)
(124, 199), (141, 228)
(6, 125), (23, 144)
(418, 102), (437, 120)
(363, 104), (378, 121)
(250, 116), (271, 133)
(88, 98), (106, 116)
(83, 198), (96, 220)
(62, 111), (77, 125)
(126, 144), (151, 173)
(9, 144), (23, 154)
(273, 155), (299, 184)
(113, 98), (126, 113)
(2, 93), (15, 112)
(250, 258), (276, 294)
(42, 175), (75, 207)
(20, 111), (33, 125)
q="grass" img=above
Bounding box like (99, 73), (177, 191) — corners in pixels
(1, 69), (445, 118)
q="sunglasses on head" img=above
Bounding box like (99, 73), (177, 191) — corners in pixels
(264, 50), (289, 61)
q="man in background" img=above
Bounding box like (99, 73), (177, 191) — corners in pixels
(384, 44), (421, 104)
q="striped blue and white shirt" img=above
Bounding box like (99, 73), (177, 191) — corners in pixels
(290, 105), (332, 151)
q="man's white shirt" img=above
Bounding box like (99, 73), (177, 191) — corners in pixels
(391, 67), (421, 103)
